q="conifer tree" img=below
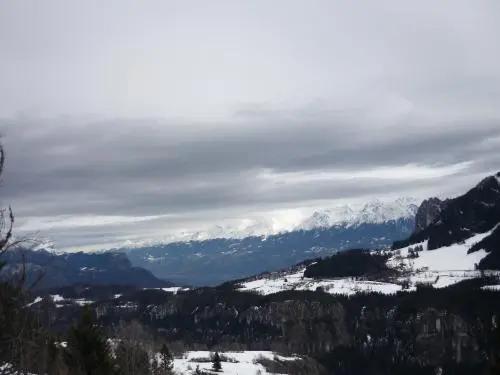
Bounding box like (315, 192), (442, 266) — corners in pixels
(489, 317), (500, 375)
(65, 308), (117, 375)
(158, 343), (174, 374)
(211, 352), (222, 372)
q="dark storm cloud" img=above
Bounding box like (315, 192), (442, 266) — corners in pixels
(1, 0), (500, 249)
(2, 114), (499, 221)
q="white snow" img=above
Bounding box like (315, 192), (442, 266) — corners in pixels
(238, 269), (402, 296)
(172, 351), (299, 375)
(51, 294), (65, 302)
(238, 228), (500, 296)
(297, 197), (419, 230)
(26, 296), (42, 307)
(482, 285), (500, 291)
(73, 298), (94, 306)
(387, 228), (500, 289)
(161, 287), (190, 294)
(0, 363), (36, 375)
(389, 229), (494, 272)
(143, 286), (191, 294)
(27, 294), (95, 307)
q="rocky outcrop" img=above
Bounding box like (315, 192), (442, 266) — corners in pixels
(414, 198), (449, 233)
(393, 172), (500, 251)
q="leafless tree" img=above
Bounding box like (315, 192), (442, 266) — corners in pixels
(114, 320), (155, 375)
(0, 142), (55, 375)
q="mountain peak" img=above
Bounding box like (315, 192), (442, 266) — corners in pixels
(298, 197), (419, 230)
(353, 197), (418, 226)
(393, 171), (500, 251)
(476, 172), (500, 191)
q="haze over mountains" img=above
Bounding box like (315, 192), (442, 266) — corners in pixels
(98, 197), (419, 248)
(118, 197), (419, 285)
(7, 171), (500, 288)
(3, 196), (421, 287)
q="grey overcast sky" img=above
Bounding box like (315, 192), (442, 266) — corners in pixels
(1, 1), (500, 250)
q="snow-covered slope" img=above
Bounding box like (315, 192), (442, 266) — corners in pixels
(387, 227), (499, 289)
(237, 228), (500, 296)
(238, 268), (403, 296)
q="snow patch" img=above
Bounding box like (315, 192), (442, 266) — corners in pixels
(482, 285), (500, 291)
(51, 294), (65, 302)
(161, 287), (190, 294)
(26, 296), (42, 307)
(239, 228), (500, 296)
(173, 351), (299, 375)
(389, 229), (494, 272)
(238, 269), (402, 296)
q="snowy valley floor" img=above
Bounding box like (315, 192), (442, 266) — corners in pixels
(173, 351), (299, 375)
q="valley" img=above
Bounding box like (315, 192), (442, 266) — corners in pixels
(15, 171), (500, 374)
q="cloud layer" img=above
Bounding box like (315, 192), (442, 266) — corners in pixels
(0, 1), (499, 249)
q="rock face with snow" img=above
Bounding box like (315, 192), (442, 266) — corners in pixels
(236, 172), (500, 296)
(414, 197), (449, 233)
(393, 172), (500, 260)
(297, 197), (418, 230)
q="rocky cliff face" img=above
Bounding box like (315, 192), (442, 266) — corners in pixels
(393, 172), (500, 252)
(414, 198), (449, 233)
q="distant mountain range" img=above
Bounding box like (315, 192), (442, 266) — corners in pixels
(109, 197), (419, 247)
(0, 249), (170, 290)
(297, 197), (418, 230)
(123, 198), (420, 285)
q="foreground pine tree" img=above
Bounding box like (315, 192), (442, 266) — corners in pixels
(65, 308), (117, 375)
(211, 352), (222, 372)
(158, 344), (174, 374)
(489, 319), (500, 375)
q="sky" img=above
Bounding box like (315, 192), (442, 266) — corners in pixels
(1, 0), (500, 250)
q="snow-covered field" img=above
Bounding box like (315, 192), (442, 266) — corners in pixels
(161, 286), (191, 294)
(173, 351), (299, 375)
(238, 229), (500, 296)
(238, 269), (402, 296)
(387, 230), (493, 272)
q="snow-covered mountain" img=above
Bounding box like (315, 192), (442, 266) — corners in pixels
(236, 171), (500, 296)
(236, 228), (500, 296)
(108, 198), (420, 249)
(125, 197), (419, 285)
(297, 197), (418, 230)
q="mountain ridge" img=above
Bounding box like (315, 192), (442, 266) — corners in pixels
(393, 171), (500, 251)
(0, 248), (172, 290)
(106, 197), (419, 251)
(124, 197), (419, 285)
